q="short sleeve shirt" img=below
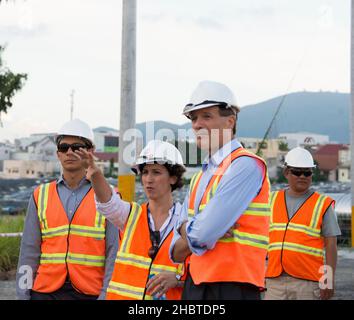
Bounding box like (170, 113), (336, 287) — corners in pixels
(285, 189), (341, 237)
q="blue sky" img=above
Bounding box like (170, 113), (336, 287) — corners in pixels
(0, 0), (351, 142)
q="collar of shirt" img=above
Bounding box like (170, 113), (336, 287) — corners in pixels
(202, 138), (242, 172)
(148, 203), (175, 232)
(56, 175), (90, 190)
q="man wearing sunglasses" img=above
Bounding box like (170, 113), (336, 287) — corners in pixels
(16, 119), (118, 300)
(265, 147), (341, 300)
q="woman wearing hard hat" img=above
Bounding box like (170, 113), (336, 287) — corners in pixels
(75, 140), (187, 300)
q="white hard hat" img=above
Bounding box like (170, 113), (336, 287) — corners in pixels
(183, 80), (240, 118)
(133, 140), (184, 172)
(56, 119), (94, 145)
(284, 147), (316, 168)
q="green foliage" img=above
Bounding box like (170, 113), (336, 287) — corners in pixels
(275, 167), (287, 183)
(278, 141), (289, 151)
(0, 45), (27, 119)
(312, 161), (328, 182)
(173, 140), (205, 167)
(0, 215), (25, 272)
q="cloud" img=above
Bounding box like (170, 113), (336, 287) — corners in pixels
(0, 24), (48, 39)
(236, 4), (275, 16)
(193, 17), (224, 30)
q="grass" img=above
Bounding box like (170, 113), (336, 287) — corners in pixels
(0, 215), (25, 273)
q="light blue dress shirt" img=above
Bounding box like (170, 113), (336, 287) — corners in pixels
(169, 138), (264, 259)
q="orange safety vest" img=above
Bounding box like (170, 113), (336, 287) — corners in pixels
(188, 147), (270, 288)
(32, 181), (106, 296)
(266, 190), (335, 282)
(106, 203), (185, 300)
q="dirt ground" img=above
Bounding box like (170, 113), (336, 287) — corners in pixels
(0, 249), (353, 300)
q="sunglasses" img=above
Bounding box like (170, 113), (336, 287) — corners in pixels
(290, 169), (313, 177)
(148, 231), (160, 259)
(57, 143), (89, 153)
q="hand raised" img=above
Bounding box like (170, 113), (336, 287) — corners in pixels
(74, 148), (100, 180)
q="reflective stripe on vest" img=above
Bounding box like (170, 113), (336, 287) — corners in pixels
(188, 172), (202, 218)
(107, 281), (146, 300)
(40, 252), (105, 267)
(268, 242), (324, 258)
(189, 150), (270, 250)
(266, 190), (334, 281)
(218, 230), (269, 250)
(38, 183), (106, 240)
(270, 222), (321, 238)
(187, 147), (270, 287)
(106, 203), (184, 300)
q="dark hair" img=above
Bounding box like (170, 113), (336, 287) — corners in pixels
(218, 107), (238, 135)
(56, 135), (94, 149)
(138, 163), (186, 191)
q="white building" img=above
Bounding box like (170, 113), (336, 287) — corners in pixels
(93, 127), (119, 153)
(1, 159), (60, 179)
(10, 136), (58, 161)
(15, 133), (56, 151)
(0, 142), (15, 172)
(0, 136), (60, 178)
(338, 148), (351, 183)
(278, 132), (330, 149)
(238, 137), (288, 180)
(28, 136), (58, 162)
(0, 142), (13, 161)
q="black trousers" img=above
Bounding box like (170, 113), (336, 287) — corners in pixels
(30, 281), (98, 300)
(182, 272), (261, 300)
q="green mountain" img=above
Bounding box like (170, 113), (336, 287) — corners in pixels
(98, 91), (350, 144)
(237, 91), (350, 143)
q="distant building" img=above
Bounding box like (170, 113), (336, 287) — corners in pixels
(0, 142), (15, 172)
(0, 135), (60, 178)
(11, 136), (58, 162)
(15, 133), (56, 152)
(94, 152), (119, 176)
(93, 127), (143, 174)
(93, 127), (119, 153)
(238, 138), (288, 180)
(337, 148), (351, 183)
(1, 159), (60, 179)
(278, 132), (330, 149)
(0, 142), (13, 161)
(313, 144), (350, 182)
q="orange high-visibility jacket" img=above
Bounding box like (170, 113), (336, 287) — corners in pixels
(266, 190), (335, 282)
(106, 203), (185, 300)
(188, 147), (271, 288)
(32, 181), (106, 295)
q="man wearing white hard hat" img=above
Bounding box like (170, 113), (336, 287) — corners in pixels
(16, 119), (118, 300)
(76, 140), (188, 300)
(265, 147), (341, 300)
(170, 80), (271, 300)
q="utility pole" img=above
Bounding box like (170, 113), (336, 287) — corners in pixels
(118, 0), (136, 201)
(70, 89), (75, 121)
(351, 0), (354, 247)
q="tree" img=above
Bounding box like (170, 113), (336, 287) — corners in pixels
(278, 141), (289, 152)
(0, 45), (27, 126)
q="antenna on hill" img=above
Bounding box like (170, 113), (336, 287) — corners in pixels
(70, 89), (75, 120)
